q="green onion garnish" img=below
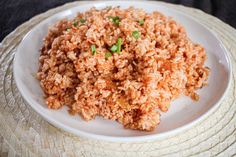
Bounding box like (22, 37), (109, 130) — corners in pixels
(138, 19), (144, 25)
(91, 45), (96, 55)
(80, 18), (86, 24)
(110, 38), (123, 54)
(116, 38), (122, 53)
(132, 30), (140, 39)
(105, 52), (112, 59)
(73, 21), (78, 27)
(110, 45), (118, 52)
(110, 38), (122, 53)
(108, 16), (120, 26)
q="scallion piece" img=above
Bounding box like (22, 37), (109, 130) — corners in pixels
(116, 38), (122, 53)
(132, 30), (140, 39)
(91, 45), (96, 55)
(80, 18), (86, 24)
(110, 45), (118, 52)
(73, 21), (78, 27)
(110, 38), (123, 54)
(108, 16), (120, 26)
(138, 19), (144, 25)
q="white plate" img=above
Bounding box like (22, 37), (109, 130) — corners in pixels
(13, 1), (231, 142)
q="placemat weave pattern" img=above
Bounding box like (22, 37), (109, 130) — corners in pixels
(0, 1), (236, 157)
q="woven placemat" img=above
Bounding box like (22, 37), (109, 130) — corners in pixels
(0, 1), (236, 157)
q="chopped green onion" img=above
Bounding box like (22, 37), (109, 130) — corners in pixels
(110, 38), (123, 54)
(138, 19), (144, 25)
(91, 45), (96, 55)
(114, 18), (120, 26)
(116, 38), (122, 53)
(73, 21), (78, 27)
(80, 18), (86, 24)
(108, 16), (120, 26)
(110, 45), (118, 52)
(132, 30), (140, 39)
(109, 38), (123, 54)
(105, 52), (112, 59)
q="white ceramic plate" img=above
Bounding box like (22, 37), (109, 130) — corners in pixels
(13, 1), (231, 142)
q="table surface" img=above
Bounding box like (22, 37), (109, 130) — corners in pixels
(1, 0), (236, 42)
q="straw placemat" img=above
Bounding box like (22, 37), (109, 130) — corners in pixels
(0, 1), (236, 157)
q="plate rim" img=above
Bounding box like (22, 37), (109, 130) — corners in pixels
(13, 1), (232, 142)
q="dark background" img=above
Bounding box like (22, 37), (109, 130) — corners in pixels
(1, 0), (236, 42)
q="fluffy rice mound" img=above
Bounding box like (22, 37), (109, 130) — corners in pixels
(37, 7), (209, 131)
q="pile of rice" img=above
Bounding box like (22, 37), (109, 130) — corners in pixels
(37, 7), (209, 131)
